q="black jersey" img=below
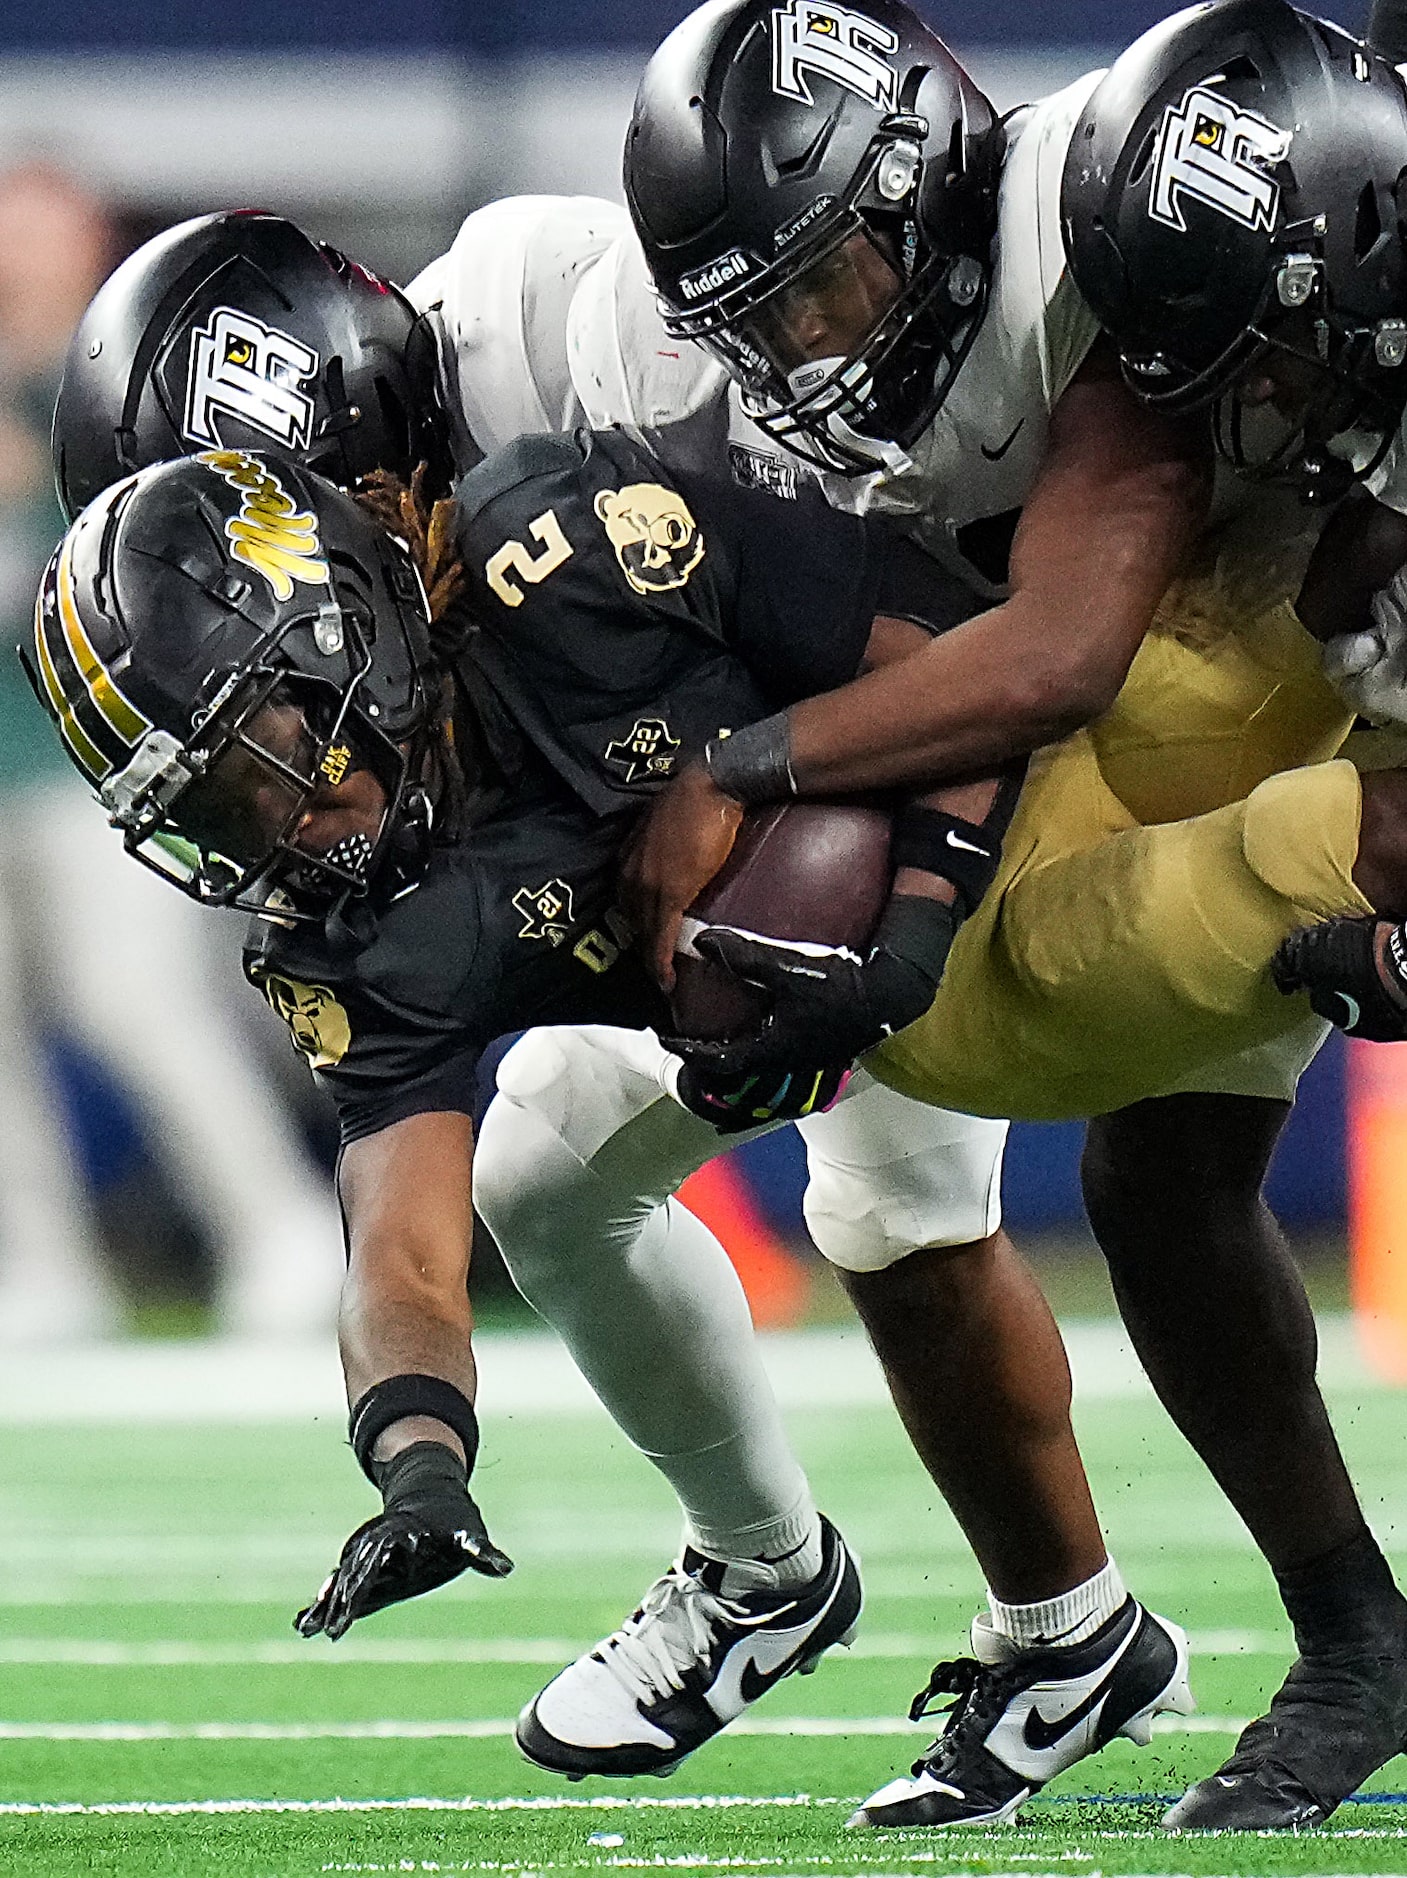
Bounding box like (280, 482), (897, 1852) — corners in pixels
(245, 426), (966, 1145)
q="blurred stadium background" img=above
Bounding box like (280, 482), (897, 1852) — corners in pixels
(0, 0), (1393, 1353)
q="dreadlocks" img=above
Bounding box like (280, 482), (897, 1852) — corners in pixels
(353, 466), (500, 838)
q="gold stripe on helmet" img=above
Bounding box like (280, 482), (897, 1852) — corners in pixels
(53, 531), (151, 747)
(32, 581), (111, 782)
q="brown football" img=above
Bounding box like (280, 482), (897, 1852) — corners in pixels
(670, 801), (893, 1042)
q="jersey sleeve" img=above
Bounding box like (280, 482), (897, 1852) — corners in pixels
(246, 957), (485, 1146)
(682, 469), (886, 703)
(1001, 72), (1106, 409)
(566, 227), (732, 429)
(407, 195), (632, 465)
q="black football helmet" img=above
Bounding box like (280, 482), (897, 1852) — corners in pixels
(624, 0), (1004, 475)
(54, 210), (446, 520)
(26, 449), (440, 914)
(1062, 0), (1407, 501)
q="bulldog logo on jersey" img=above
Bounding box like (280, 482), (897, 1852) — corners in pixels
(199, 450), (331, 603)
(259, 973), (351, 1069)
(772, 1), (899, 110)
(184, 308), (319, 453)
(594, 485), (705, 597)
(605, 717), (682, 784)
(514, 878), (575, 946)
(1149, 86), (1291, 235)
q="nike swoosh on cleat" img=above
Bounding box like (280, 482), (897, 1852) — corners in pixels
(981, 420), (1026, 462)
(1021, 1660), (1126, 1754)
(946, 830), (989, 856)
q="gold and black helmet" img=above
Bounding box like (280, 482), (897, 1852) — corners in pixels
(27, 448), (440, 913)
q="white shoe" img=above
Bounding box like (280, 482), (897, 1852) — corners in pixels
(851, 1597), (1194, 1828)
(517, 1514), (861, 1777)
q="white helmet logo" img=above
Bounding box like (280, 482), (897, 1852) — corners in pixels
(1149, 86), (1291, 235)
(772, 1), (899, 110)
(184, 307), (319, 452)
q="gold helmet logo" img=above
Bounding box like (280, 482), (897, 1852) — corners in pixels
(258, 973), (351, 1069)
(593, 484), (705, 597)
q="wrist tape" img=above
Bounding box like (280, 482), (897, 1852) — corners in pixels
(704, 713), (796, 806)
(348, 1374), (480, 1483)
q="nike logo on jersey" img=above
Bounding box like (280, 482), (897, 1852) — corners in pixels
(981, 420), (1026, 462)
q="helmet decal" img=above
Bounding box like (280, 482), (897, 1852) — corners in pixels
(771, 0), (899, 109)
(593, 484), (706, 596)
(198, 449), (331, 602)
(1149, 86), (1291, 236)
(184, 306), (320, 453)
(33, 529), (152, 783)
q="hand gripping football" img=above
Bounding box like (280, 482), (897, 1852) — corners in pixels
(671, 801), (892, 1041)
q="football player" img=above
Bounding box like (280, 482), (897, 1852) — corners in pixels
(608, 0), (1407, 1833)
(35, 429), (1217, 1769)
(53, 204), (1190, 1806)
(37, 425), (1407, 1830)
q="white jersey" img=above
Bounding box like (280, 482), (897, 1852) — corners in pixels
(413, 74), (1102, 589)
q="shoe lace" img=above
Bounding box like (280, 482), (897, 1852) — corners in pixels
(906, 1655), (1025, 1780)
(593, 1564), (773, 1706)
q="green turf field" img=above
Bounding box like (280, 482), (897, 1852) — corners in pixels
(2, 1327), (1406, 1877)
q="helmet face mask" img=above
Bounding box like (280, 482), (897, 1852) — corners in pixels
(692, 208), (990, 475)
(1062, 1), (1407, 504)
(104, 648), (415, 916)
(625, 0), (1003, 477)
(29, 451), (441, 919)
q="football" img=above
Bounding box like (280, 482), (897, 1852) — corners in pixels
(670, 801), (893, 1041)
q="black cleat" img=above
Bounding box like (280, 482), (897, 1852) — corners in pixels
(516, 1514), (861, 1778)
(851, 1597), (1193, 1829)
(1163, 1633), (1407, 1830)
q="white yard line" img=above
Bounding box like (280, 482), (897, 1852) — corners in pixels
(0, 1717), (1250, 1743)
(0, 1630), (1289, 1667)
(0, 1318), (1381, 1423)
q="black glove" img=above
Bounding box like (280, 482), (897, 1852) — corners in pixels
(295, 1441), (513, 1641)
(667, 894), (956, 1132)
(1273, 916), (1407, 1041)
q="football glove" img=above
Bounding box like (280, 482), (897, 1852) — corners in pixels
(1273, 916), (1407, 1041)
(673, 1057), (853, 1133)
(1321, 567), (1407, 728)
(666, 894), (955, 1133)
(295, 1440), (512, 1641)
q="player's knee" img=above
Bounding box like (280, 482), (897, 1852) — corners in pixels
(1355, 770), (1407, 919)
(474, 1026), (686, 1283)
(803, 1157), (1002, 1273)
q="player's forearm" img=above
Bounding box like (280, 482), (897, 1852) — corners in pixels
(782, 593), (1130, 792)
(337, 1112), (478, 1464)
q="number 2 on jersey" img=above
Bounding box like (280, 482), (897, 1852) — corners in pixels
(485, 509), (574, 608)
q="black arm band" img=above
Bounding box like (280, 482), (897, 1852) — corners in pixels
(704, 713), (797, 806)
(348, 1374), (480, 1483)
(891, 767), (1026, 914)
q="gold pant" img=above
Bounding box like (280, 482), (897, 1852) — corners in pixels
(869, 559), (1376, 1122)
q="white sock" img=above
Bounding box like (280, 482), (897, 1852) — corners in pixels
(987, 1556), (1128, 1649)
